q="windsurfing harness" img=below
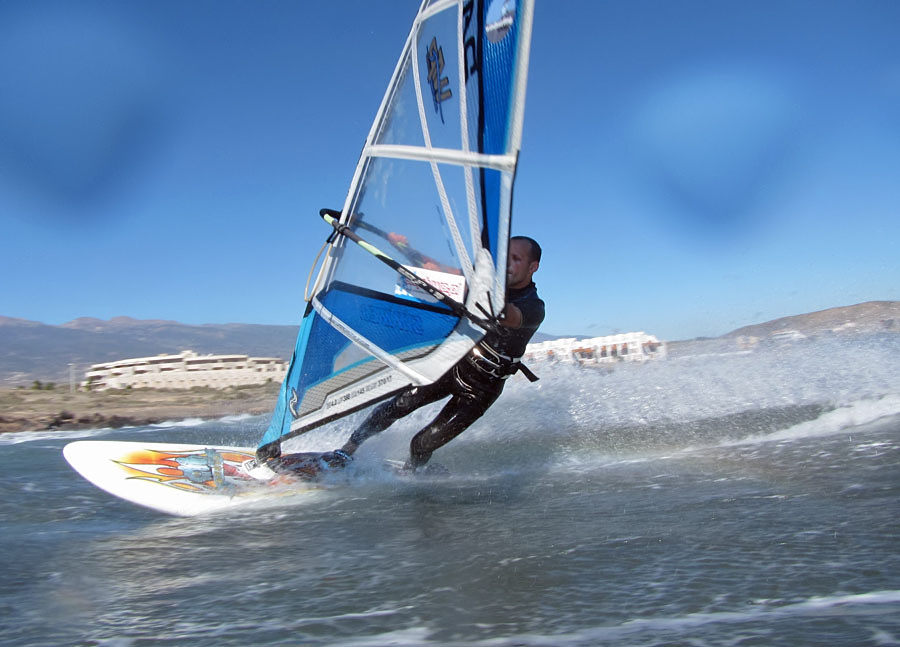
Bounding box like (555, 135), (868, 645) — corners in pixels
(465, 281), (544, 382)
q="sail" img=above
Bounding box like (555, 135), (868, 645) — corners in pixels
(258, 0), (534, 459)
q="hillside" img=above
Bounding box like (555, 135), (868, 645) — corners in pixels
(723, 301), (899, 339)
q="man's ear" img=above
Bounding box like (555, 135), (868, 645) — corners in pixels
(529, 261), (539, 275)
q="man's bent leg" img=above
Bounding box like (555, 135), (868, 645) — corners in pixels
(407, 390), (500, 468)
(341, 380), (450, 455)
(340, 399), (402, 455)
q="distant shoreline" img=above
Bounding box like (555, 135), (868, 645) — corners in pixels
(0, 383), (280, 434)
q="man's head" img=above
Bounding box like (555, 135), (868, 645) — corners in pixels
(507, 236), (541, 289)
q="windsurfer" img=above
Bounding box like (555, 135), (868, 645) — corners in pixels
(328, 236), (545, 472)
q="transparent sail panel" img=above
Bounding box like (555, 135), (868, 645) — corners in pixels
(335, 158), (465, 294)
(373, 56), (425, 149)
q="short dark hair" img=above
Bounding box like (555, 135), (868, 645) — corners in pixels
(511, 236), (542, 263)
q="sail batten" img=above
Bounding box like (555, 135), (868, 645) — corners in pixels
(420, 0), (458, 22)
(258, 0), (534, 458)
(364, 144), (517, 170)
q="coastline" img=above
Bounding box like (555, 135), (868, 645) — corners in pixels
(0, 382), (280, 434)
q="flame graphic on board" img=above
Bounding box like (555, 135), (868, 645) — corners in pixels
(114, 448), (255, 493)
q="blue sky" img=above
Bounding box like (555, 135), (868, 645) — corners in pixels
(1, 0), (898, 341)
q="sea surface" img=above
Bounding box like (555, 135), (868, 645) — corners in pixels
(2, 335), (899, 646)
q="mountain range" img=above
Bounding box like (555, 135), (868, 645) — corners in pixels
(2, 301), (898, 387)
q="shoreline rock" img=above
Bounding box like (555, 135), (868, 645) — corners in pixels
(52, 410), (166, 431)
(0, 411), (170, 434)
(0, 383), (279, 434)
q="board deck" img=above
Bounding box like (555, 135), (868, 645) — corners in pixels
(63, 441), (322, 517)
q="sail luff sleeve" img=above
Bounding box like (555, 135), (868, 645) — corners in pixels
(256, 305), (316, 459)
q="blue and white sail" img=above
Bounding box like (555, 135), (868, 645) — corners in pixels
(258, 0), (534, 459)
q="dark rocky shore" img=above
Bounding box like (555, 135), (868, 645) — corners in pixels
(0, 382), (280, 434)
(0, 410), (171, 434)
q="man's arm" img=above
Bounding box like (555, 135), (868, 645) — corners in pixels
(500, 303), (524, 329)
(500, 299), (545, 330)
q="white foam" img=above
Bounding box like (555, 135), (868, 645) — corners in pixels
(0, 426), (112, 445)
(149, 417), (206, 429)
(725, 394), (900, 447)
(446, 589), (900, 645)
(217, 413), (256, 424)
(498, 336), (900, 432)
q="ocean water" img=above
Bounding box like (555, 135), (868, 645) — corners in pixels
(1, 335), (898, 646)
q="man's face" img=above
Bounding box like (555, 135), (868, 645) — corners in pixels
(507, 239), (538, 289)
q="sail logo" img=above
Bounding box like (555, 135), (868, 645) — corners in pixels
(325, 375), (392, 409)
(462, 1), (479, 82)
(396, 265), (466, 304)
(486, 0), (516, 43)
(360, 303), (424, 335)
(288, 388), (299, 418)
(425, 36), (452, 122)
(464, 0), (516, 83)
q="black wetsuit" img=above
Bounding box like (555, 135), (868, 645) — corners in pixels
(347, 282), (545, 467)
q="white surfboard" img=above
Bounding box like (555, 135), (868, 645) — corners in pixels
(63, 441), (321, 517)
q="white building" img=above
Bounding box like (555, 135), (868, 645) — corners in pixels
(523, 332), (666, 366)
(83, 350), (287, 391)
